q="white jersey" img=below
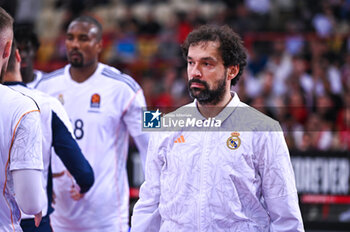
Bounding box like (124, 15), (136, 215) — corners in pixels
(0, 84), (43, 232)
(26, 70), (44, 89)
(36, 63), (147, 232)
(131, 92), (304, 232)
(6, 83), (73, 219)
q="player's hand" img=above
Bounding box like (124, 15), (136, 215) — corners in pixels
(34, 211), (42, 227)
(70, 185), (85, 201)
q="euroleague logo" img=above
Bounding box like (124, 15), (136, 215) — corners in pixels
(90, 93), (101, 108)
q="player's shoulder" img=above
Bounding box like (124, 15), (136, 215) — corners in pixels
(30, 88), (54, 103)
(100, 64), (141, 93)
(235, 101), (280, 131)
(0, 84), (38, 113)
(34, 66), (66, 88)
(163, 101), (195, 118)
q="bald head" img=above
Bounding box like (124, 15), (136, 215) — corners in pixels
(0, 7), (14, 80)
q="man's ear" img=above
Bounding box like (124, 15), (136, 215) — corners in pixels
(227, 65), (239, 81)
(15, 49), (21, 63)
(96, 40), (103, 54)
(3, 40), (12, 59)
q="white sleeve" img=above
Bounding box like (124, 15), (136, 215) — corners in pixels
(12, 169), (46, 215)
(131, 133), (164, 232)
(123, 89), (146, 137)
(133, 133), (149, 171)
(258, 123), (304, 232)
(123, 89), (149, 171)
(10, 111), (43, 171)
(10, 111), (45, 215)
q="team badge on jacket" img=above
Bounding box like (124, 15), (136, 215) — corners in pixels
(90, 93), (101, 108)
(227, 132), (241, 150)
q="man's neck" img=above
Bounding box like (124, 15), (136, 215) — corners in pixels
(196, 91), (233, 119)
(69, 63), (98, 83)
(3, 72), (22, 83)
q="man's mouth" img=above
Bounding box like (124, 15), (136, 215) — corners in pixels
(70, 51), (81, 58)
(190, 82), (205, 89)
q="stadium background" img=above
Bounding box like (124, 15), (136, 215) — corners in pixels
(1, 0), (349, 231)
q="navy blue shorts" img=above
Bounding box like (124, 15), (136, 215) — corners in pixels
(20, 214), (52, 232)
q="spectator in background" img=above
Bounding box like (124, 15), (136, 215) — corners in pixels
(336, 107), (350, 151)
(287, 91), (309, 125)
(157, 19), (181, 63)
(265, 39), (293, 97)
(304, 113), (333, 151)
(139, 12), (160, 36)
(341, 53), (350, 91)
(312, 2), (336, 37)
(15, 0), (41, 26)
(176, 11), (194, 44)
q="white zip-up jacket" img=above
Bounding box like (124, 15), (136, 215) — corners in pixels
(131, 92), (304, 232)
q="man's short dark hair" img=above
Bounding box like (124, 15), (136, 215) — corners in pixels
(0, 7), (13, 32)
(70, 15), (103, 41)
(181, 25), (247, 86)
(14, 25), (40, 51)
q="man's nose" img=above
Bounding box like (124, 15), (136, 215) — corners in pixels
(190, 64), (201, 78)
(70, 38), (80, 49)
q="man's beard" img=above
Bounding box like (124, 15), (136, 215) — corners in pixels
(69, 52), (84, 67)
(188, 73), (227, 105)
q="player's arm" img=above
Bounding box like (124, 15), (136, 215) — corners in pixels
(10, 111), (46, 226)
(131, 133), (164, 232)
(12, 169), (44, 226)
(258, 123), (304, 231)
(51, 111), (94, 194)
(133, 133), (149, 170)
(122, 88), (149, 170)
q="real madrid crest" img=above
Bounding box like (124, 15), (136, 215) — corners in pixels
(227, 132), (241, 150)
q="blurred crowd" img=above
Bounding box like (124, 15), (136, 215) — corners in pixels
(2, 0), (350, 151)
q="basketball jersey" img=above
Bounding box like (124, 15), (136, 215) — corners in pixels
(0, 84), (43, 231)
(6, 83), (73, 219)
(35, 63), (147, 231)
